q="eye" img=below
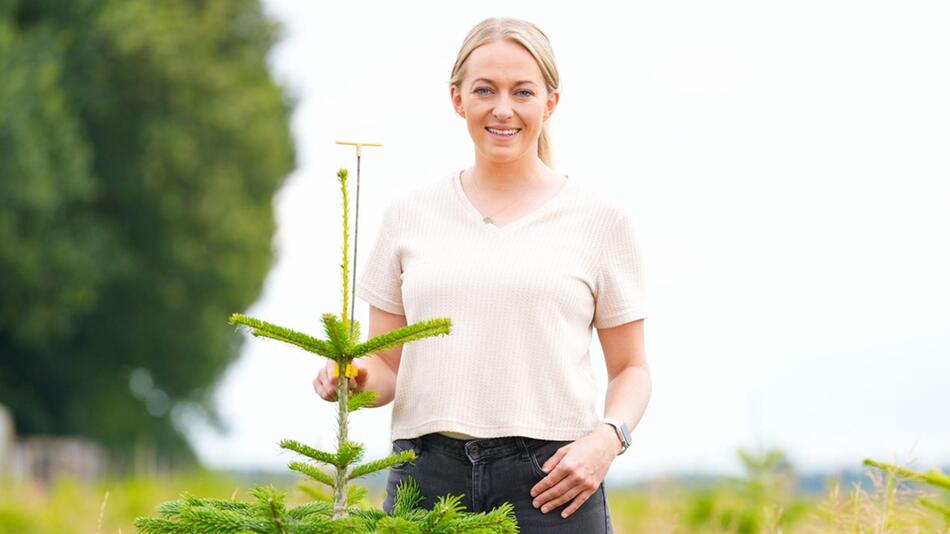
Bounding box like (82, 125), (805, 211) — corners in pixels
(516, 89), (534, 97)
(474, 87), (491, 95)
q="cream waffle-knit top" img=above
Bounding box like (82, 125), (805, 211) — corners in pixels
(355, 169), (647, 443)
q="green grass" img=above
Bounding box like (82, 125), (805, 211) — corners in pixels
(1, 455), (947, 533)
(0, 470), (337, 534)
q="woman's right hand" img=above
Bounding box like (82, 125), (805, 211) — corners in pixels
(313, 359), (369, 402)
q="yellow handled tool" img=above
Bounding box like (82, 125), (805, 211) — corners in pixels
(333, 362), (359, 379)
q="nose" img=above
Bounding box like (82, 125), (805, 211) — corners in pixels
(492, 94), (513, 121)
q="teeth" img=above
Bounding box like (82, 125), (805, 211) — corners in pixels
(487, 127), (519, 136)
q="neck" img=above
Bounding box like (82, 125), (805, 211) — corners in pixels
(469, 153), (547, 193)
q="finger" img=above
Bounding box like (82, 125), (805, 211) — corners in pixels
(327, 362), (339, 387)
(317, 366), (332, 393)
(355, 365), (369, 385)
(541, 446), (569, 474)
(535, 476), (582, 514)
(316, 379), (332, 400)
(530, 447), (571, 498)
(313, 372), (326, 394)
(531, 465), (570, 505)
(342, 362), (365, 390)
(317, 366), (338, 401)
(540, 485), (583, 515)
(559, 488), (594, 519)
(530, 469), (565, 501)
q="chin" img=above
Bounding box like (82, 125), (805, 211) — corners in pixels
(480, 140), (523, 153)
(480, 150), (526, 164)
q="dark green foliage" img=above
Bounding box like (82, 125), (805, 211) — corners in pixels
(0, 0), (295, 459)
(136, 477), (519, 534)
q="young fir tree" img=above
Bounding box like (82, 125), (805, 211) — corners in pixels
(135, 168), (519, 533)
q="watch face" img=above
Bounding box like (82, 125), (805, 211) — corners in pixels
(620, 424), (632, 445)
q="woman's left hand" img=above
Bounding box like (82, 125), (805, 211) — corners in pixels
(529, 424), (622, 518)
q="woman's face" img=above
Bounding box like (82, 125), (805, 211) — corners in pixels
(451, 39), (559, 164)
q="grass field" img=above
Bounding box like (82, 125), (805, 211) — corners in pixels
(1, 453), (946, 533)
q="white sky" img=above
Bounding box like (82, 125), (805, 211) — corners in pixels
(183, 1), (950, 484)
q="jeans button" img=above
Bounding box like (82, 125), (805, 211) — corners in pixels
(467, 443), (478, 454)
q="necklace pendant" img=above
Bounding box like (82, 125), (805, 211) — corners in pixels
(483, 216), (493, 224)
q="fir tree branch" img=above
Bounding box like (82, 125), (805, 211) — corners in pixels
(322, 313), (351, 355)
(279, 439), (339, 467)
(177, 495), (251, 514)
(418, 493), (465, 531)
(134, 517), (191, 534)
(347, 485), (369, 507)
(374, 515), (422, 533)
(288, 500), (335, 518)
(322, 516), (366, 533)
(229, 313), (338, 358)
(177, 506), (252, 533)
(155, 499), (184, 517)
(451, 502), (519, 534)
(392, 477), (425, 518)
(348, 390), (378, 412)
(350, 318), (452, 358)
(336, 439), (365, 468)
(286, 519), (336, 534)
(347, 507), (388, 524)
(348, 450), (416, 480)
(251, 486), (287, 511)
(288, 461), (335, 488)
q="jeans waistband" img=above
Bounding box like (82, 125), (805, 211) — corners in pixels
(416, 432), (563, 462)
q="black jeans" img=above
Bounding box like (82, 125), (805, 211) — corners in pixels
(382, 432), (614, 533)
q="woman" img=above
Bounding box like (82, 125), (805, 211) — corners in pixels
(313, 17), (649, 533)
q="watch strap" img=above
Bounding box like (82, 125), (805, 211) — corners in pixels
(601, 417), (630, 455)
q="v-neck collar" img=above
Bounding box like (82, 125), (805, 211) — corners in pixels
(451, 169), (573, 233)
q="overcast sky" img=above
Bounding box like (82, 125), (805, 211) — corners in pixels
(182, 1), (950, 484)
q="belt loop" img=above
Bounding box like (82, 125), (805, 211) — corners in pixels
(515, 436), (530, 461)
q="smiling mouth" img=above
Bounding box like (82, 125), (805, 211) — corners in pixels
(486, 127), (521, 137)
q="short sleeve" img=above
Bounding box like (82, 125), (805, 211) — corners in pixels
(592, 212), (647, 328)
(355, 201), (405, 315)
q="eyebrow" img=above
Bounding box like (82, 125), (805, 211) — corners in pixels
(471, 78), (538, 87)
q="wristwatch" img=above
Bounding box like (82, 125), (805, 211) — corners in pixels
(601, 418), (632, 455)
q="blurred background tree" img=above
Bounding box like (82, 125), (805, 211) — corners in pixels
(0, 0), (295, 465)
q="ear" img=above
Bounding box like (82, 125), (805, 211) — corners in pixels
(450, 84), (465, 118)
(543, 88), (560, 121)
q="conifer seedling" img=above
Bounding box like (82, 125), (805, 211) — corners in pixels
(135, 168), (519, 533)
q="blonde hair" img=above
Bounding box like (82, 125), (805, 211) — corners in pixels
(449, 17), (560, 168)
